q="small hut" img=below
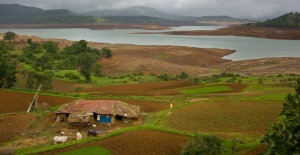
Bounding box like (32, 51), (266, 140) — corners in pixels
(54, 100), (140, 126)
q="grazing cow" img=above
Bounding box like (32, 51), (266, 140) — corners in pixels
(53, 136), (68, 144)
(76, 132), (82, 140)
(87, 130), (102, 137)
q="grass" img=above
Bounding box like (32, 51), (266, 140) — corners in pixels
(51, 69), (158, 86)
(57, 147), (112, 155)
(179, 85), (232, 94)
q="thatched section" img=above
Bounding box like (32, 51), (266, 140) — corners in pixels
(55, 100), (140, 118)
(114, 101), (140, 118)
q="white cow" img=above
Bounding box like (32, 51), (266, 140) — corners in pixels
(76, 132), (82, 140)
(53, 136), (68, 144)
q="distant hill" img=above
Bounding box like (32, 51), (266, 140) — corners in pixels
(0, 4), (251, 25)
(179, 15), (251, 22)
(0, 4), (98, 23)
(251, 12), (300, 28)
(83, 6), (251, 23)
(0, 4), (43, 17)
(82, 6), (178, 20)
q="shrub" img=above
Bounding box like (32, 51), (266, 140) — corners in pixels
(179, 71), (189, 79)
(64, 72), (80, 80)
(181, 133), (223, 155)
(157, 73), (171, 81)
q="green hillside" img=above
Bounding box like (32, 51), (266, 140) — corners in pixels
(253, 12), (300, 28)
(0, 4), (98, 24)
(0, 4), (43, 17)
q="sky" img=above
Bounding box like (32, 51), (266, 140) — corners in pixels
(0, 0), (299, 20)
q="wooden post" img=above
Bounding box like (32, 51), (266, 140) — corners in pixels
(27, 84), (43, 113)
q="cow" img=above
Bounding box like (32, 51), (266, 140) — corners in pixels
(53, 136), (68, 144)
(87, 130), (102, 137)
(76, 132), (82, 140)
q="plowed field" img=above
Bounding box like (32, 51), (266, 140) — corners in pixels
(36, 130), (188, 155)
(0, 113), (36, 144)
(84, 81), (195, 96)
(165, 100), (282, 134)
(0, 90), (74, 114)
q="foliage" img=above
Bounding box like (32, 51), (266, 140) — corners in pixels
(26, 71), (53, 90)
(179, 71), (189, 79)
(251, 12), (300, 28)
(35, 54), (53, 70)
(157, 73), (172, 81)
(0, 40), (15, 54)
(77, 51), (97, 83)
(0, 55), (17, 88)
(181, 133), (224, 155)
(92, 64), (103, 77)
(3, 31), (17, 42)
(261, 79), (300, 154)
(61, 40), (104, 82)
(43, 41), (59, 56)
(0, 41), (17, 88)
(102, 47), (113, 59)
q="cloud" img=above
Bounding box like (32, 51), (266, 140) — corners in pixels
(0, 0), (299, 20)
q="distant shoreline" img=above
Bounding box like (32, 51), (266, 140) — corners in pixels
(160, 25), (300, 40)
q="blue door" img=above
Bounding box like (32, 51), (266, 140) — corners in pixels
(98, 115), (111, 123)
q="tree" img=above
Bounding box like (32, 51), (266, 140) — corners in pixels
(77, 52), (97, 83)
(43, 41), (58, 56)
(102, 47), (113, 59)
(0, 55), (17, 88)
(26, 71), (52, 90)
(35, 54), (53, 70)
(0, 41), (17, 88)
(3, 31), (17, 42)
(261, 79), (300, 154)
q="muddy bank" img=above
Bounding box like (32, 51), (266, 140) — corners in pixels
(162, 25), (300, 40)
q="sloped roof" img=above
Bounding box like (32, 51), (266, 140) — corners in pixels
(55, 100), (140, 118)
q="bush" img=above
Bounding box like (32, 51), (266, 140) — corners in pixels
(181, 133), (223, 155)
(157, 73), (171, 81)
(179, 71), (189, 79)
(261, 79), (300, 155)
(64, 72), (80, 80)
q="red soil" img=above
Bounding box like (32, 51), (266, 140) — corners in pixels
(36, 130), (188, 155)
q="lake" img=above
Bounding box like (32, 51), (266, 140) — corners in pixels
(0, 26), (299, 61)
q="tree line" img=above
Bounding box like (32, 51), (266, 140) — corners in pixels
(249, 12), (300, 28)
(1, 31), (113, 90)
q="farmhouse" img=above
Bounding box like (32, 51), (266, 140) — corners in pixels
(54, 100), (140, 126)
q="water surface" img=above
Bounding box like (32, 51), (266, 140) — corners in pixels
(1, 26), (299, 60)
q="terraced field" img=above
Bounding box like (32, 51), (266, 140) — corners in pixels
(165, 100), (282, 134)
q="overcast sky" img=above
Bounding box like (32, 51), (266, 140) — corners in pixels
(0, 0), (298, 20)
